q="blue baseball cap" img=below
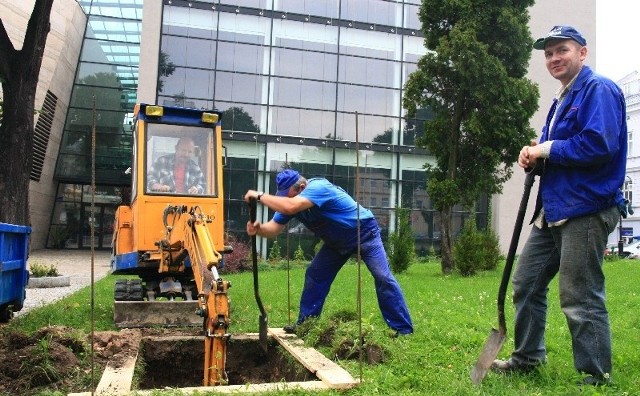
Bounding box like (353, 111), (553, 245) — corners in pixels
(533, 25), (586, 50)
(275, 169), (300, 196)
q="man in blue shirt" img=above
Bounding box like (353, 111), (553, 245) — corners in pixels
(491, 25), (627, 386)
(244, 169), (413, 336)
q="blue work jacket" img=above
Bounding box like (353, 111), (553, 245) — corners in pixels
(538, 66), (627, 223)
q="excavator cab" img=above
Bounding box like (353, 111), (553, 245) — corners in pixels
(111, 104), (230, 385)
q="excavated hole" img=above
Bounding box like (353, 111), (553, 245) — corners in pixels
(137, 336), (315, 389)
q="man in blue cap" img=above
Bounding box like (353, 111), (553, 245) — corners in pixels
(491, 25), (627, 386)
(244, 169), (413, 336)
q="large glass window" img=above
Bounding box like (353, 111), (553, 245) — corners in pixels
(86, 15), (141, 43)
(80, 38), (140, 65)
(404, 4), (421, 30)
(275, 0), (340, 19)
(339, 30), (397, 60)
(159, 67), (188, 98)
(275, 37), (338, 53)
(272, 47), (338, 81)
(218, 14), (268, 44)
(214, 71), (264, 103)
(162, 5), (217, 39)
(271, 107), (335, 138)
(216, 42), (265, 74)
(186, 38), (217, 69)
(338, 55), (398, 88)
(341, 0), (402, 27)
(337, 84), (399, 117)
(335, 112), (399, 143)
(160, 35), (188, 68)
(272, 19), (339, 50)
(217, 102), (263, 133)
(272, 77), (337, 109)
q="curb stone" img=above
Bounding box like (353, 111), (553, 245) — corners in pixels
(27, 275), (71, 288)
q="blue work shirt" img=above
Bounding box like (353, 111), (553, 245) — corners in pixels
(273, 178), (376, 250)
(539, 66), (627, 223)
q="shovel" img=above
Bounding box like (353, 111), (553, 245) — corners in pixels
(249, 198), (269, 353)
(471, 171), (536, 385)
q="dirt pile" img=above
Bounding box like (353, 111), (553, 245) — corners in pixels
(0, 325), (147, 395)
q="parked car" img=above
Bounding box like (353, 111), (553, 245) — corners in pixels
(606, 240), (640, 259)
(624, 240), (640, 259)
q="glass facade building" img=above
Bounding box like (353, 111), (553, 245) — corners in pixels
(49, 0), (142, 249)
(48, 0), (489, 256)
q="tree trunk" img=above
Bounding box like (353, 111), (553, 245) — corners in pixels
(439, 204), (454, 274)
(0, 0), (54, 225)
(0, 80), (35, 225)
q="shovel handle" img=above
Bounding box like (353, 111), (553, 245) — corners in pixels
(497, 172), (536, 331)
(248, 198), (268, 324)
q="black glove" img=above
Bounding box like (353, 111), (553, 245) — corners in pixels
(618, 199), (633, 218)
(526, 160), (545, 176)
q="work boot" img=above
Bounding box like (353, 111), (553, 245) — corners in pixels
(491, 359), (538, 374)
(390, 330), (412, 338)
(579, 375), (610, 386)
(283, 324), (296, 334)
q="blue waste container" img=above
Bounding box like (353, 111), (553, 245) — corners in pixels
(0, 222), (31, 322)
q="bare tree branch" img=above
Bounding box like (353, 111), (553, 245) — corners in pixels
(22, 0), (54, 78)
(0, 18), (16, 80)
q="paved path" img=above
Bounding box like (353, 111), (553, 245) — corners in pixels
(15, 249), (112, 316)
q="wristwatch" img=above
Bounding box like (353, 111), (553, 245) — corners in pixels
(257, 192), (264, 202)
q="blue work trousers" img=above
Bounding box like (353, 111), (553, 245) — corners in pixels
(296, 228), (414, 334)
(510, 206), (618, 379)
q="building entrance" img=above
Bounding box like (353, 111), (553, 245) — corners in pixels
(79, 203), (116, 249)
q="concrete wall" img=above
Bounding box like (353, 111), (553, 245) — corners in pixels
(0, 0), (86, 249)
(137, 0), (162, 104)
(492, 0), (596, 254)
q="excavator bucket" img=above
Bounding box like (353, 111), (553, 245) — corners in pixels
(113, 301), (202, 328)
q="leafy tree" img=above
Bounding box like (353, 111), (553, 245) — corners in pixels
(403, 0), (539, 273)
(0, 0), (54, 225)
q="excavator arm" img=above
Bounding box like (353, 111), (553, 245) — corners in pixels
(161, 205), (230, 386)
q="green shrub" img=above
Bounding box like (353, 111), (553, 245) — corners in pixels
(48, 225), (69, 249)
(453, 220), (500, 276)
(387, 207), (415, 273)
(268, 240), (282, 262)
(293, 244), (306, 262)
(29, 262), (60, 278)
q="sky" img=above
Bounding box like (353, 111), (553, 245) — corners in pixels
(596, 1), (640, 81)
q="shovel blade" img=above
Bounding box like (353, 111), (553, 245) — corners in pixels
(470, 328), (506, 385)
(259, 314), (269, 353)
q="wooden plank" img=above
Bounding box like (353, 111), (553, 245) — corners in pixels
(268, 328), (359, 390)
(94, 354), (138, 395)
(70, 381), (329, 396)
(93, 328), (142, 395)
(132, 381), (330, 395)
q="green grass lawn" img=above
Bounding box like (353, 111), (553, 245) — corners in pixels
(8, 257), (640, 395)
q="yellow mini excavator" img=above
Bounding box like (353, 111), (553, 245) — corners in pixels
(111, 103), (231, 385)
